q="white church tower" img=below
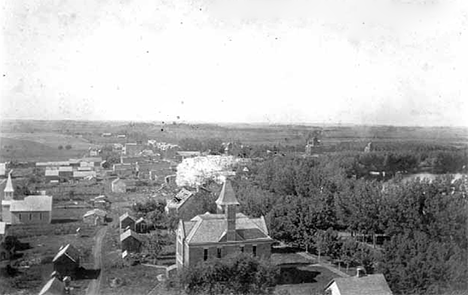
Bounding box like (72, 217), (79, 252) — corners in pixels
(2, 171), (14, 224)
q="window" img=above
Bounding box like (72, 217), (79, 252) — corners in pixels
(203, 249), (208, 261)
(217, 248), (222, 258)
(19, 214), (22, 221)
(253, 245), (257, 257)
(29, 214), (32, 220)
(240, 246), (244, 253)
(39, 213), (43, 220)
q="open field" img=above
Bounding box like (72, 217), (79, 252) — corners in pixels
(0, 133), (97, 162)
(1, 120), (467, 163)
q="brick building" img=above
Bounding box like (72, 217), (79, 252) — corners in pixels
(176, 180), (274, 270)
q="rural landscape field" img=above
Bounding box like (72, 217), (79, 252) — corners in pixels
(0, 119), (467, 295)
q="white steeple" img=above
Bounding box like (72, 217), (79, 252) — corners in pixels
(4, 171), (14, 200)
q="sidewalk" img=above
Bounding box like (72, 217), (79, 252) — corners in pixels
(298, 252), (350, 278)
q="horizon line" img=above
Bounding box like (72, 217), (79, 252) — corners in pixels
(0, 118), (467, 129)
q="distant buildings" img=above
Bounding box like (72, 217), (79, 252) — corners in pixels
(176, 180), (274, 269)
(325, 269), (393, 295)
(1, 173), (53, 225)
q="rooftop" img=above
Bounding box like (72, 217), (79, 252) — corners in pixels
(38, 277), (64, 295)
(52, 244), (80, 263)
(183, 213), (271, 244)
(215, 179), (239, 206)
(120, 229), (142, 242)
(10, 195), (53, 212)
(325, 274), (393, 295)
(83, 209), (107, 218)
(166, 188), (194, 209)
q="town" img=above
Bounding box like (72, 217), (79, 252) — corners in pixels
(0, 121), (466, 295)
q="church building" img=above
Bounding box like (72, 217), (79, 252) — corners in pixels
(1, 172), (53, 225)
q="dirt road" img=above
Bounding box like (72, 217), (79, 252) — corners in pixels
(86, 226), (108, 295)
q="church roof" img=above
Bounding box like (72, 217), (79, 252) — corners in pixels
(215, 180), (239, 206)
(10, 195), (53, 212)
(4, 172), (14, 193)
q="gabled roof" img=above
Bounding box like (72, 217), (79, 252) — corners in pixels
(215, 180), (239, 206)
(112, 178), (126, 185)
(38, 277), (64, 295)
(166, 188), (194, 209)
(83, 209), (107, 218)
(52, 244), (80, 263)
(135, 217), (146, 224)
(10, 195), (53, 212)
(4, 172), (13, 193)
(182, 213), (272, 244)
(119, 212), (136, 222)
(325, 274), (393, 295)
(120, 229), (142, 242)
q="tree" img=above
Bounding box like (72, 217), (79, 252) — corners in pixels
(58, 145), (63, 150)
(65, 144), (72, 150)
(178, 253), (278, 295)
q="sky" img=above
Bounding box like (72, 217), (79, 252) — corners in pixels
(1, 0), (467, 126)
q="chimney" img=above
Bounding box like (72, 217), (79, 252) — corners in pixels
(226, 203), (236, 241)
(356, 267), (366, 278)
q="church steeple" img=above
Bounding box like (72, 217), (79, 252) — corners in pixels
(4, 171), (14, 200)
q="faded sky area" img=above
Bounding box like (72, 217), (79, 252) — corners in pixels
(0, 0), (467, 126)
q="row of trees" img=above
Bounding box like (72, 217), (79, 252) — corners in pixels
(231, 153), (467, 294)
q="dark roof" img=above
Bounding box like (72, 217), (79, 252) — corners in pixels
(52, 244), (80, 263)
(215, 180), (239, 206)
(325, 274), (393, 295)
(120, 229), (142, 242)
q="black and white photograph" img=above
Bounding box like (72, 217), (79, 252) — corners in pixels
(0, 0), (467, 294)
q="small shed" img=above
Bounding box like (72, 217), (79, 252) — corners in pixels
(111, 178), (127, 193)
(119, 212), (136, 231)
(120, 229), (142, 253)
(83, 209), (107, 225)
(135, 217), (148, 233)
(52, 244), (80, 278)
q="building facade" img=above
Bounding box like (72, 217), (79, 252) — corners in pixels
(176, 180), (274, 270)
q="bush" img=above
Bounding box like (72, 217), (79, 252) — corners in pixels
(65, 144), (72, 150)
(58, 145), (63, 150)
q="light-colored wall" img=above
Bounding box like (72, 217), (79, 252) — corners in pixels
(11, 211), (51, 224)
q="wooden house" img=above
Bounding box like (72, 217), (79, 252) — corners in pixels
(135, 217), (148, 233)
(119, 212), (136, 231)
(120, 229), (142, 253)
(52, 244), (80, 278)
(83, 209), (107, 225)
